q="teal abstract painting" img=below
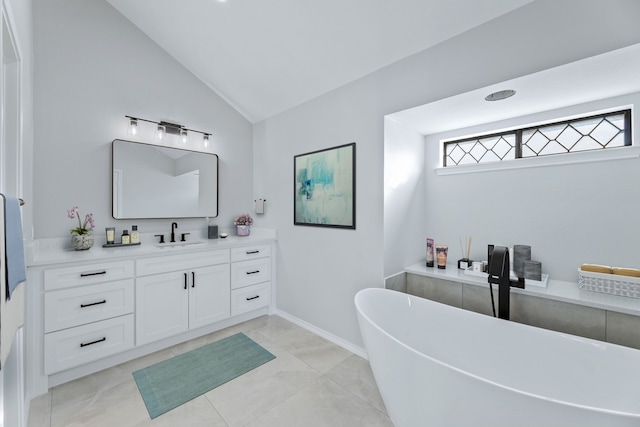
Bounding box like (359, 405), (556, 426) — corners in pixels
(294, 143), (355, 228)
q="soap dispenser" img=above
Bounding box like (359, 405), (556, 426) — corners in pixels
(121, 229), (130, 244)
(130, 225), (140, 244)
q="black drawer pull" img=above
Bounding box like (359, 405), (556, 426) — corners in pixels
(80, 271), (107, 278)
(246, 295), (260, 301)
(246, 270), (260, 275)
(80, 300), (106, 308)
(184, 273), (188, 290)
(80, 337), (106, 348)
(246, 250), (260, 254)
(192, 271), (195, 288)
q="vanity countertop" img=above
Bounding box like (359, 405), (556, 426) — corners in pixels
(406, 262), (640, 317)
(27, 228), (277, 267)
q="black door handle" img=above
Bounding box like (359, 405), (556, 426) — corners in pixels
(80, 300), (106, 308)
(80, 337), (106, 348)
(80, 271), (106, 278)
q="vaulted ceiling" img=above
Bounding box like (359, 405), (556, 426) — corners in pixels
(105, 0), (532, 123)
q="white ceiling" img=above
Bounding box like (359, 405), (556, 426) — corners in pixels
(390, 43), (640, 135)
(105, 0), (533, 123)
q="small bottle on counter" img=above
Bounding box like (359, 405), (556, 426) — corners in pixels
(426, 238), (434, 267)
(121, 229), (130, 244)
(130, 225), (140, 244)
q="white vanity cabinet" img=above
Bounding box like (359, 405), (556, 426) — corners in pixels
(135, 250), (231, 345)
(42, 260), (135, 374)
(28, 233), (276, 395)
(231, 244), (272, 315)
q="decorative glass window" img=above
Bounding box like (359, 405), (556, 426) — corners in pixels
(443, 110), (631, 167)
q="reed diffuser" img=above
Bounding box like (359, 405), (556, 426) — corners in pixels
(458, 236), (473, 269)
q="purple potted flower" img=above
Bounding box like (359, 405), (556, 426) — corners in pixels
(234, 213), (253, 236)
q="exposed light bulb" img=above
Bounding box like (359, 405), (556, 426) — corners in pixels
(203, 134), (210, 148)
(127, 118), (138, 136)
(180, 129), (188, 144)
(156, 125), (166, 140)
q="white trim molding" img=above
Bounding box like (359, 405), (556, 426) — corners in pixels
(436, 145), (640, 176)
(275, 309), (368, 359)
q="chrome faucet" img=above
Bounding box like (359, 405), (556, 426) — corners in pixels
(487, 245), (524, 320)
(170, 222), (178, 243)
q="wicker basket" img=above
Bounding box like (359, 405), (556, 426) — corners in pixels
(578, 269), (640, 299)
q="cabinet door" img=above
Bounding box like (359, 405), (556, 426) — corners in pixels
(136, 271), (189, 345)
(189, 264), (230, 330)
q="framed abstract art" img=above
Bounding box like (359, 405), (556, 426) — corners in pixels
(294, 142), (355, 229)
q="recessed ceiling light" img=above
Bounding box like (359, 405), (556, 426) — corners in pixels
(485, 89), (516, 102)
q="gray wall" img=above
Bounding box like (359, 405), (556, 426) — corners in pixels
(384, 117), (426, 278)
(254, 0), (640, 347)
(407, 273), (640, 351)
(424, 92), (640, 282)
(33, 0), (253, 239)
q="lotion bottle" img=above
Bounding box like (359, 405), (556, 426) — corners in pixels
(130, 225), (140, 244)
(121, 230), (130, 244)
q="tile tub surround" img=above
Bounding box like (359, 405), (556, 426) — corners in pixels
(384, 272), (406, 293)
(27, 315), (391, 427)
(404, 263), (640, 350)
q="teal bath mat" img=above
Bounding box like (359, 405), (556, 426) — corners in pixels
(133, 332), (275, 419)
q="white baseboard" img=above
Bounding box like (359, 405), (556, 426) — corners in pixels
(274, 310), (368, 360)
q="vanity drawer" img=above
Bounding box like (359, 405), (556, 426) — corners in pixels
(44, 279), (134, 333)
(231, 258), (271, 289)
(231, 282), (271, 316)
(44, 314), (134, 374)
(44, 261), (134, 291)
(231, 244), (271, 262)
(136, 249), (230, 276)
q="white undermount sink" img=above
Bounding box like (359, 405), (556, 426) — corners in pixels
(154, 240), (206, 248)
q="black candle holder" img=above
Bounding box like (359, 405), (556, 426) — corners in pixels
(458, 258), (472, 269)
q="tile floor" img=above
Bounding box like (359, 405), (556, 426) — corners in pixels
(27, 315), (394, 427)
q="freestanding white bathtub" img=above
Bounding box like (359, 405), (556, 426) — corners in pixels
(355, 288), (640, 427)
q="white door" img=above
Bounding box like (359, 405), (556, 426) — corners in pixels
(188, 264), (230, 330)
(136, 271), (189, 345)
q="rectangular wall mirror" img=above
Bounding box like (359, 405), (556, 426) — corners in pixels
(112, 139), (218, 219)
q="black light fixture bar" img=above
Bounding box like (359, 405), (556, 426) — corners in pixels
(125, 115), (211, 138)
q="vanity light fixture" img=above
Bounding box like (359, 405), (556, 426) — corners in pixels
(124, 115), (213, 147)
(484, 89), (516, 102)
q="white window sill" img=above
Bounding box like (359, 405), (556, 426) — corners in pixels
(435, 146), (640, 176)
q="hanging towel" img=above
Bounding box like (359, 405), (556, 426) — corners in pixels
(2, 194), (26, 300)
(255, 198), (265, 214)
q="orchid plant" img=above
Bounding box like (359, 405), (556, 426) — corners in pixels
(233, 213), (253, 226)
(67, 206), (95, 235)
